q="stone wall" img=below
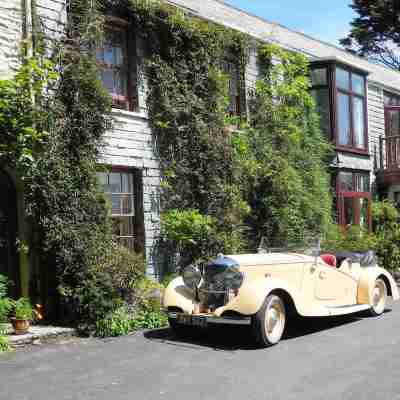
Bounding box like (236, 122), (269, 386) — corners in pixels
(0, 0), (22, 78)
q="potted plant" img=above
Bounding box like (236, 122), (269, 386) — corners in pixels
(10, 298), (34, 335)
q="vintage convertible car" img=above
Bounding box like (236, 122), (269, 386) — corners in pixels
(163, 251), (399, 347)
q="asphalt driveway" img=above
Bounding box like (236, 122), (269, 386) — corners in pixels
(1, 300), (400, 400)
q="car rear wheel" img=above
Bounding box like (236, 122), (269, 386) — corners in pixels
(252, 294), (286, 348)
(368, 278), (387, 316)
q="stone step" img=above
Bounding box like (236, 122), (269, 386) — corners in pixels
(3, 324), (76, 348)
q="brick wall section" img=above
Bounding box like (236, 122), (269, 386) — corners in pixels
(0, 0), (22, 78)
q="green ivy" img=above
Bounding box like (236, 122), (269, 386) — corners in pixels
(239, 44), (333, 248)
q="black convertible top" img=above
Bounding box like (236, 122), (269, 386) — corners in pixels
(332, 250), (377, 267)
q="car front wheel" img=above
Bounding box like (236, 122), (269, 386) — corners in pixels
(368, 278), (387, 316)
(252, 294), (286, 348)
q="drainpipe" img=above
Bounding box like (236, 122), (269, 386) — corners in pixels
(18, 0), (35, 298)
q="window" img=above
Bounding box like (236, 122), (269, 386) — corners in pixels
(310, 63), (368, 153)
(97, 169), (144, 252)
(335, 67), (367, 151)
(337, 171), (371, 230)
(96, 19), (138, 111)
(221, 60), (243, 116)
(310, 67), (331, 138)
(384, 91), (400, 107)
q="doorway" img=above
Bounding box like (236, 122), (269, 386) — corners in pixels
(0, 170), (19, 297)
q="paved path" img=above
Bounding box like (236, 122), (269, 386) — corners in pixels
(1, 301), (400, 400)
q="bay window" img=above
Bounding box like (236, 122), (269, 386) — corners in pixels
(310, 62), (368, 153)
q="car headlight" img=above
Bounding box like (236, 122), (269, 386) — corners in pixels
(223, 266), (244, 290)
(182, 265), (202, 290)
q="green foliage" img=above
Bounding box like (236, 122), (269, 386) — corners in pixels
(0, 275), (12, 323)
(94, 243), (146, 299)
(95, 305), (135, 337)
(341, 0), (400, 70)
(239, 44), (333, 249)
(373, 201), (400, 272)
(123, 0), (250, 265)
(0, 332), (10, 353)
(322, 224), (377, 253)
(0, 275), (11, 352)
(94, 277), (167, 337)
(12, 298), (35, 320)
(161, 210), (217, 265)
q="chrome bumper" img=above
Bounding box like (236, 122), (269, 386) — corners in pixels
(167, 312), (252, 326)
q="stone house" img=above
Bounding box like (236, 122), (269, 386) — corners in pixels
(1, 0), (400, 298)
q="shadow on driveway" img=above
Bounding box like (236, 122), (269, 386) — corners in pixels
(144, 308), (392, 351)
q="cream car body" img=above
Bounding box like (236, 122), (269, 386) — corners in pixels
(164, 252), (399, 346)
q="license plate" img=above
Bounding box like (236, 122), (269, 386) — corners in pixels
(177, 314), (207, 328)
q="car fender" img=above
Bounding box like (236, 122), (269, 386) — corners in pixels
(163, 277), (196, 314)
(215, 277), (301, 317)
(357, 267), (400, 305)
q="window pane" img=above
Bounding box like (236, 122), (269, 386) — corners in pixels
(310, 68), (327, 86)
(97, 172), (108, 191)
(109, 173), (122, 193)
(355, 173), (370, 192)
(121, 173), (132, 193)
(353, 97), (366, 148)
(121, 194), (134, 215)
(338, 92), (351, 145)
(336, 68), (350, 90)
(97, 27), (129, 101)
(386, 109), (400, 136)
(111, 194), (121, 214)
(359, 198), (369, 228)
(113, 70), (128, 97)
(384, 92), (400, 106)
(339, 172), (353, 192)
(312, 88), (331, 137)
(352, 73), (365, 96)
(343, 197), (355, 226)
(101, 70), (114, 93)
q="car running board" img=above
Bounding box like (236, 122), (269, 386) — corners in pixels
(324, 304), (371, 316)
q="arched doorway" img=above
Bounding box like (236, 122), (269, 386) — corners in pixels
(0, 170), (19, 297)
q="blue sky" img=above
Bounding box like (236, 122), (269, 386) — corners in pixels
(224, 0), (356, 46)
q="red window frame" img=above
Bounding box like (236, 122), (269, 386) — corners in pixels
(310, 62), (369, 155)
(96, 17), (138, 112)
(336, 171), (372, 230)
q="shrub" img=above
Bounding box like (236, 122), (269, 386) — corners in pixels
(322, 224), (377, 253)
(373, 201), (400, 272)
(94, 277), (168, 337)
(161, 209), (216, 266)
(12, 298), (35, 320)
(77, 244), (147, 336)
(94, 243), (146, 302)
(95, 305), (134, 338)
(0, 275), (11, 353)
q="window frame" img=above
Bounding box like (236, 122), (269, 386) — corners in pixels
(336, 170), (372, 230)
(97, 16), (138, 112)
(310, 61), (369, 155)
(220, 57), (245, 118)
(97, 166), (145, 253)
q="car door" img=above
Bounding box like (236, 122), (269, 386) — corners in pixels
(313, 262), (358, 307)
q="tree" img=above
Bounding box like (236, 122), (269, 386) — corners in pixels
(341, 0), (400, 71)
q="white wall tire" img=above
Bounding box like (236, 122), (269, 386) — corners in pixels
(252, 294), (286, 348)
(368, 278), (387, 316)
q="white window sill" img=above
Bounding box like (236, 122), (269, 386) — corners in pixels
(112, 108), (148, 120)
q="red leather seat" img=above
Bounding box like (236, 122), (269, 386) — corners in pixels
(320, 254), (337, 268)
